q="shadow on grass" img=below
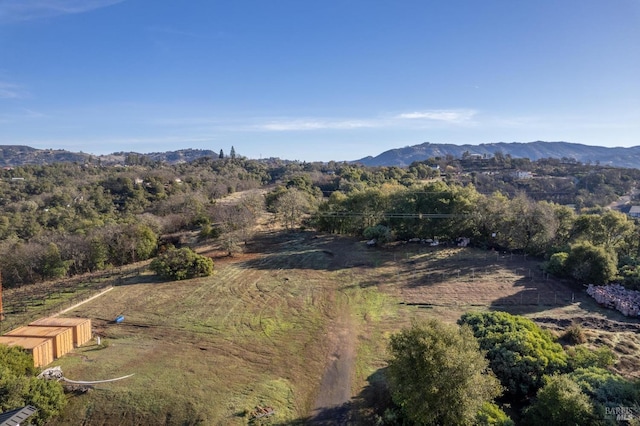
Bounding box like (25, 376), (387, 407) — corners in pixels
(239, 230), (396, 272)
(114, 273), (164, 286)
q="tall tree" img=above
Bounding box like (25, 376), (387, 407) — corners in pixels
(564, 241), (618, 284)
(387, 320), (502, 425)
(40, 242), (68, 279)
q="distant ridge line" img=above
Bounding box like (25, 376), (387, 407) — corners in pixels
(2, 141), (640, 168)
(353, 141), (640, 169)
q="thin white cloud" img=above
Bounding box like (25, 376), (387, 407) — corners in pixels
(259, 119), (377, 131)
(0, 107), (46, 125)
(396, 109), (477, 123)
(257, 110), (478, 131)
(0, 81), (25, 98)
(146, 110), (480, 133)
(0, 0), (126, 22)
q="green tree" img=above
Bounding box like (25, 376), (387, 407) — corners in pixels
(476, 402), (515, 426)
(545, 251), (569, 277)
(572, 211), (635, 253)
(150, 247), (214, 280)
(524, 375), (595, 426)
(499, 194), (559, 255)
(24, 376), (68, 425)
(459, 311), (567, 397)
(564, 241), (617, 284)
(88, 236), (109, 271)
(132, 224), (158, 261)
(363, 224), (392, 244)
(387, 320), (502, 425)
(109, 224), (158, 265)
(40, 242), (69, 279)
(0, 345), (66, 426)
(472, 192), (510, 247)
(0, 344), (37, 376)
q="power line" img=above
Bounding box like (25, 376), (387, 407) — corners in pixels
(316, 212), (473, 218)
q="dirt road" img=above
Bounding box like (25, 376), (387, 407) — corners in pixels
(309, 309), (356, 424)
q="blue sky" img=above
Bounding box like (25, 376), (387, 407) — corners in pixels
(1, 0), (639, 162)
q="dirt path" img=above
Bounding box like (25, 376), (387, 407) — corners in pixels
(309, 309), (357, 424)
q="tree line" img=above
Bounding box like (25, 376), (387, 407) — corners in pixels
(313, 180), (640, 288)
(1, 156), (639, 288)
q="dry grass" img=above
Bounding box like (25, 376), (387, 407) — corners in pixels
(47, 234), (335, 424)
(11, 233), (640, 424)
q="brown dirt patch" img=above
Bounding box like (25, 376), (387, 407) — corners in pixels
(310, 308), (357, 424)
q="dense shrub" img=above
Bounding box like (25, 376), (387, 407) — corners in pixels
(0, 345), (66, 425)
(544, 251), (568, 277)
(568, 367), (640, 415)
(150, 247), (214, 280)
(566, 345), (616, 370)
(564, 241), (617, 284)
(476, 402), (514, 426)
(524, 375), (595, 426)
(459, 311), (567, 397)
(363, 225), (392, 243)
(562, 323), (587, 344)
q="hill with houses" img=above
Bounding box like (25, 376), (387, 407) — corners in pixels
(355, 141), (640, 169)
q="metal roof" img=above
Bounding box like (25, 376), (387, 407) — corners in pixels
(0, 405), (37, 426)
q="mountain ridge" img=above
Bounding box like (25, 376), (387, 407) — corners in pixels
(2, 141), (640, 168)
(354, 141), (640, 168)
(0, 145), (220, 166)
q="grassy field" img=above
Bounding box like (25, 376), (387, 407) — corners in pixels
(7, 231), (639, 424)
(43, 232), (404, 425)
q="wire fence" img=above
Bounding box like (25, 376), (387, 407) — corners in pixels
(1, 264), (148, 333)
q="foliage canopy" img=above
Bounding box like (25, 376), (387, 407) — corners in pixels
(0, 345), (66, 426)
(150, 247), (214, 280)
(387, 319), (503, 425)
(458, 311), (567, 397)
(524, 374), (595, 426)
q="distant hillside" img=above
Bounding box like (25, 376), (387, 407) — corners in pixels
(102, 148), (220, 165)
(0, 146), (220, 167)
(354, 141), (640, 169)
(4, 141), (640, 168)
(0, 145), (92, 166)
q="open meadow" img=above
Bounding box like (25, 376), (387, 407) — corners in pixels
(5, 230), (640, 425)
